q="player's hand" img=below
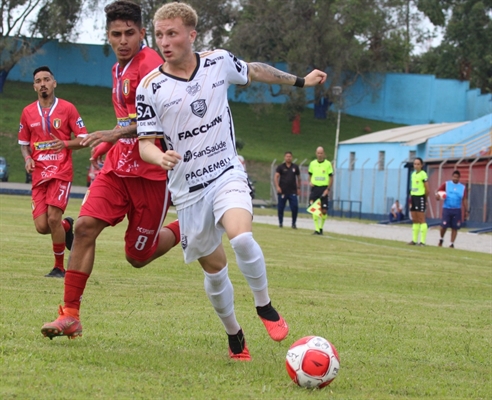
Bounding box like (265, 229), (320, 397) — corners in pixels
(81, 130), (119, 147)
(304, 69), (327, 86)
(160, 150), (182, 170)
(48, 133), (66, 153)
(25, 157), (35, 173)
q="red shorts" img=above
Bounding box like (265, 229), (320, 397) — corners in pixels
(80, 171), (171, 261)
(31, 179), (71, 219)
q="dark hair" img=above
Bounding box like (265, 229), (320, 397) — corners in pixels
(452, 170), (461, 177)
(104, 0), (142, 30)
(414, 157), (424, 165)
(285, 151), (292, 156)
(33, 66), (53, 78)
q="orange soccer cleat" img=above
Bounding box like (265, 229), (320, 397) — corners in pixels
(41, 306), (82, 340)
(228, 329), (251, 361)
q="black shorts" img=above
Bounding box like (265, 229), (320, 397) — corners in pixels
(310, 186), (329, 210)
(410, 195), (426, 212)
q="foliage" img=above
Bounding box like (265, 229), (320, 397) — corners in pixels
(0, 0), (92, 93)
(413, 0), (492, 93)
(0, 194), (491, 399)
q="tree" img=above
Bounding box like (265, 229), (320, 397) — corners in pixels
(227, 0), (431, 120)
(0, 0), (89, 93)
(413, 0), (492, 93)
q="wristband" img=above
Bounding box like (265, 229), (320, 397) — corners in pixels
(24, 155), (32, 161)
(63, 141), (69, 148)
(293, 77), (305, 88)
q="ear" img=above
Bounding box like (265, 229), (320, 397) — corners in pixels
(189, 29), (197, 44)
(53, 80), (57, 89)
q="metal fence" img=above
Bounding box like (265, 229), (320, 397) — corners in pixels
(269, 157), (492, 223)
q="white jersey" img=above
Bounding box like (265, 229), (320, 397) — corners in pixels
(136, 50), (249, 209)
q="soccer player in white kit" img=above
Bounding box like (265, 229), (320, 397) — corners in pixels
(137, 2), (327, 360)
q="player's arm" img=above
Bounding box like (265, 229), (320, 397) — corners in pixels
(138, 136), (181, 171)
(296, 170), (301, 194)
(247, 63), (327, 87)
(435, 182), (446, 200)
(274, 171), (281, 194)
(463, 187), (469, 219)
(20, 144), (34, 173)
(81, 125), (137, 148)
(49, 134), (85, 152)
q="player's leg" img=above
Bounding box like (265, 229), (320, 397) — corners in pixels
(289, 194), (298, 228)
(277, 194), (287, 227)
(217, 175), (288, 342)
(418, 197), (428, 245)
(319, 193), (329, 234)
(408, 196), (420, 245)
(310, 187), (324, 234)
(178, 196), (249, 360)
(124, 179), (180, 268)
(41, 173), (123, 339)
(449, 209), (461, 248)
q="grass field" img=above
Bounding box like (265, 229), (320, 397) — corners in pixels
(0, 80), (403, 198)
(0, 194), (490, 399)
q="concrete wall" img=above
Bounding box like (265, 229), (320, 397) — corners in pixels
(7, 40), (492, 125)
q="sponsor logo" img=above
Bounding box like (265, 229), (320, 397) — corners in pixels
(117, 118), (132, 127)
(228, 52), (244, 73)
(30, 122), (41, 128)
(37, 154), (60, 161)
(137, 226), (156, 235)
(137, 102), (157, 121)
(41, 165), (58, 178)
(53, 118), (61, 129)
(185, 157), (231, 181)
(181, 234), (188, 250)
(34, 141), (55, 150)
(123, 79), (130, 96)
(136, 94), (145, 101)
(163, 98), (182, 109)
(75, 117), (85, 129)
(177, 115), (223, 140)
(182, 141), (227, 162)
(186, 82), (201, 96)
(204, 56), (224, 67)
(152, 79), (167, 94)
(190, 99), (207, 118)
(212, 80), (224, 89)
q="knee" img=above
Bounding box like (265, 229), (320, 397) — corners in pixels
(126, 256), (147, 269)
(74, 217), (100, 242)
(230, 232), (255, 256)
(35, 224), (49, 235)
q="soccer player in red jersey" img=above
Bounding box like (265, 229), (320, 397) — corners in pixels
(41, 0), (180, 340)
(18, 66), (88, 278)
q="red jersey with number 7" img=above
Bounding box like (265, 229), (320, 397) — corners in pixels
(18, 97), (88, 187)
(101, 46), (166, 180)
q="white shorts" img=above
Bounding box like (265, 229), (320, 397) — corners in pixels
(177, 169), (253, 263)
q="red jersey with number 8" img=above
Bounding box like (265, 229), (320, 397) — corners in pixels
(101, 46), (166, 180)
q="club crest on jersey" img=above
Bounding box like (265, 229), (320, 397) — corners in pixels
(123, 79), (130, 96)
(181, 234), (188, 250)
(186, 82), (201, 96)
(190, 99), (207, 118)
(53, 118), (61, 129)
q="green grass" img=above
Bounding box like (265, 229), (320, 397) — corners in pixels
(0, 80), (403, 198)
(1, 194), (491, 399)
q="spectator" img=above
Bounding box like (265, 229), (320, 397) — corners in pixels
(389, 200), (404, 222)
(274, 151), (301, 228)
(436, 170), (469, 248)
(308, 146), (333, 235)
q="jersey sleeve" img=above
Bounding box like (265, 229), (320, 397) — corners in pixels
(327, 161), (334, 175)
(224, 51), (249, 86)
(18, 109), (31, 145)
(69, 104), (88, 138)
(136, 81), (164, 140)
(422, 171), (428, 181)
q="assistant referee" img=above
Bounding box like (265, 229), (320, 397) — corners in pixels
(308, 146), (333, 235)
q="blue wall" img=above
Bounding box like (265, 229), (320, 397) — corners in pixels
(7, 40), (492, 125)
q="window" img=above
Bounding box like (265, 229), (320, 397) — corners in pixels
(409, 150), (416, 161)
(378, 151), (385, 170)
(349, 152), (356, 171)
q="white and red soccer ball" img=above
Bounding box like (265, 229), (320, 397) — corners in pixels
(438, 190), (447, 200)
(286, 336), (340, 389)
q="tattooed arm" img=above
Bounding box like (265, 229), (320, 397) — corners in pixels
(247, 62), (327, 87)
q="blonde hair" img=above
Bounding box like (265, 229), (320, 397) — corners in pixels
(153, 2), (197, 28)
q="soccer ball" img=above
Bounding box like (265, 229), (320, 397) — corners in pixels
(285, 336), (340, 389)
(438, 190), (447, 200)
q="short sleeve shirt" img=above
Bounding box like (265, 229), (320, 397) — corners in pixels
(136, 50), (249, 209)
(410, 170), (428, 196)
(18, 98), (87, 187)
(276, 162), (300, 194)
(308, 159), (333, 187)
(101, 46), (167, 180)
